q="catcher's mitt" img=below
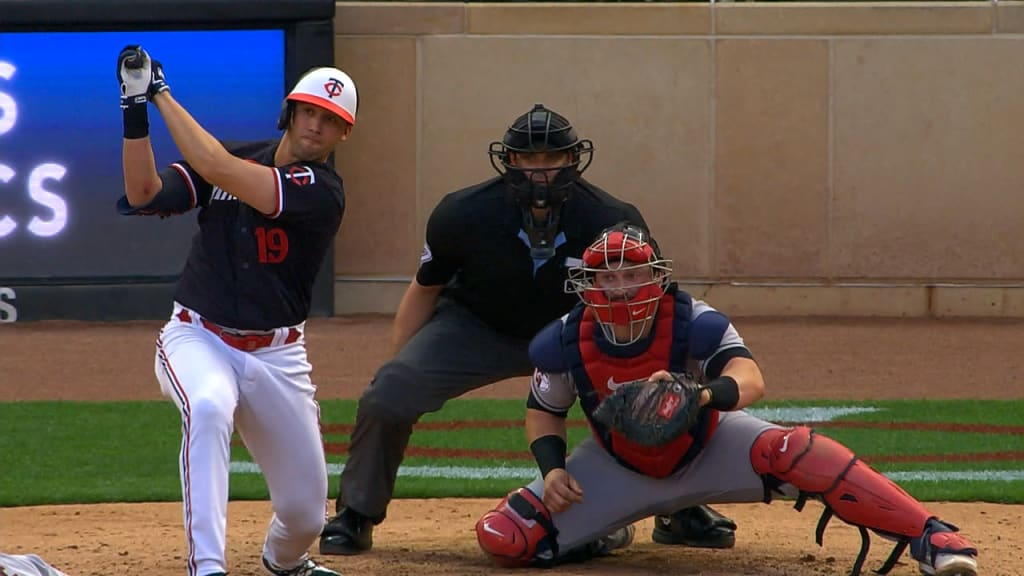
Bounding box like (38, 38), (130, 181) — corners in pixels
(592, 372), (703, 447)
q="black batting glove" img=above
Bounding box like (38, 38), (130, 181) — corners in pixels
(117, 44), (152, 138)
(149, 59), (170, 99)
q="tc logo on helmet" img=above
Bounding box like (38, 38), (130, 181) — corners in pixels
(323, 78), (345, 98)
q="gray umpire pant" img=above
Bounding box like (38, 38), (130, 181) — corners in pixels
(337, 299), (536, 520)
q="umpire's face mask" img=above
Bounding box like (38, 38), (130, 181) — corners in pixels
(504, 152), (579, 259)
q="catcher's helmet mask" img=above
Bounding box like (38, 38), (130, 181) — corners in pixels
(277, 66), (358, 131)
(567, 222), (673, 345)
(489, 104), (594, 259)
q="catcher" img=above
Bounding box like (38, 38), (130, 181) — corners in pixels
(475, 223), (979, 576)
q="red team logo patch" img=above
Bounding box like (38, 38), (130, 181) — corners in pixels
(658, 393), (681, 419)
(285, 165), (315, 186)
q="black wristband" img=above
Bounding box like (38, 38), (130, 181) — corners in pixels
(122, 104), (149, 139)
(704, 376), (740, 411)
(529, 435), (566, 478)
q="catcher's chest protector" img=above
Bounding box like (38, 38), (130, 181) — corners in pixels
(570, 295), (719, 478)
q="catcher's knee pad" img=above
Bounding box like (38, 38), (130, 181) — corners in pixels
(476, 488), (558, 568)
(750, 426), (932, 538)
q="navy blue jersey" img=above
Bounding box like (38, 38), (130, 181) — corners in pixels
(416, 177), (646, 339)
(118, 140), (344, 330)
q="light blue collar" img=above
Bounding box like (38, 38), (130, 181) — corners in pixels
(518, 229), (566, 276)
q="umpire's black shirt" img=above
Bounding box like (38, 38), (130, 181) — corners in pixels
(416, 177), (647, 340)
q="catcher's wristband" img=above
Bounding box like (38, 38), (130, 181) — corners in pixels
(529, 435), (567, 478)
(122, 104), (149, 139)
(703, 376), (740, 411)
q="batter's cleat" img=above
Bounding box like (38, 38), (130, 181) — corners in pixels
(911, 519), (978, 576)
(319, 507), (373, 555)
(262, 556), (342, 576)
(651, 505), (737, 549)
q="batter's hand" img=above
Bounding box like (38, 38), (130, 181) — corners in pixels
(541, 468), (583, 514)
(149, 59), (170, 98)
(117, 45), (152, 109)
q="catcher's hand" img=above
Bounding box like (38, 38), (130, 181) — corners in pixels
(592, 371), (703, 447)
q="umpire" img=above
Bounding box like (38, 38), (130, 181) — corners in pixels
(321, 104), (737, 555)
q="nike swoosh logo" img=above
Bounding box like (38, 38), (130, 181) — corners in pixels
(482, 522), (505, 537)
(607, 377), (627, 391)
(779, 433), (791, 453)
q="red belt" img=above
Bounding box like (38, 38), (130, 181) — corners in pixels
(177, 309), (300, 351)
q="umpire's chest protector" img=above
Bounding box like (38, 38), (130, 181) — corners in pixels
(563, 291), (721, 478)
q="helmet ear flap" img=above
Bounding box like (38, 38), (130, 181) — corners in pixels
(277, 100), (292, 131)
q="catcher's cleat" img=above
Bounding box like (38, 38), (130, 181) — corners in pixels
(544, 523), (636, 566)
(319, 507), (373, 555)
(651, 505), (737, 549)
(261, 556), (341, 576)
(593, 523), (636, 555)
(912, 519), (978, 576)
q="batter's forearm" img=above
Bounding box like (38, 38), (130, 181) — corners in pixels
(151, 92), (277, 214)
(122, 138), (161, 206)
(151, 93), (225, 177)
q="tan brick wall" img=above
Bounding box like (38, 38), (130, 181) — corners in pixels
(330, 2), (1024, 317)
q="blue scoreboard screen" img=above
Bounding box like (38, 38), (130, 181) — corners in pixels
(0, 30), (284, 279)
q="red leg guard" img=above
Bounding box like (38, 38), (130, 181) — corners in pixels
(476, 488), (558, 568)
(751, 426), (934, 539)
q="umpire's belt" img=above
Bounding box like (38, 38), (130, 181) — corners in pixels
(176, 309), (301, 351)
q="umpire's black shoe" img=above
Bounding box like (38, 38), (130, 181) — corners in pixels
(319, 507), (374, 555)
(651, 505), (737, 549)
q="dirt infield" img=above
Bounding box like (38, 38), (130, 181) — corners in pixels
(1, 315), (1022, 575)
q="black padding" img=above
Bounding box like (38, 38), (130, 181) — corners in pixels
(276, 100), (291, 131)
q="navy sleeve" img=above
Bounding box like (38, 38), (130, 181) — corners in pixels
(415, 195), (463, 286)
(688, 310), (731, 360)
(271, 162), (344, 224)
(117, 163), (210, 217)
(528, 318), (569, 373)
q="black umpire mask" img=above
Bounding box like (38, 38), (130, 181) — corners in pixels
(489, 104), (593, 259)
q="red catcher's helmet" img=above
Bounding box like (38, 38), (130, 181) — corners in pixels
(566, 223), (672, 345)
(277, 67), (358, 130)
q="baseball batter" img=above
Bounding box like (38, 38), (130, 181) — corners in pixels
(116, 45), (354, 576)
(475, 223), (980, 576)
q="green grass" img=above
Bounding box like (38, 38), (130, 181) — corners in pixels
(1, 399), (1021, 507)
